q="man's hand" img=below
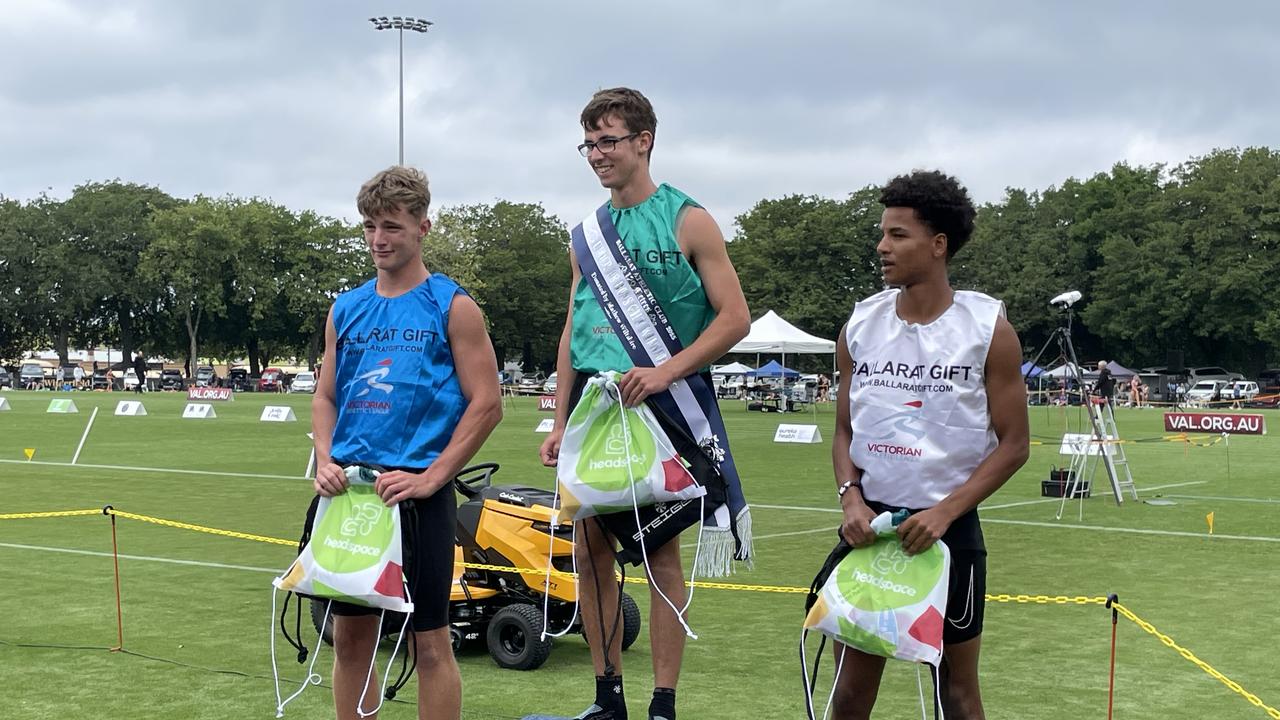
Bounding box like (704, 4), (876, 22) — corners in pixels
(314, 463), (348, 497)
(896, 506), (955, 555)
(375, 469), (449, 506)
(618, 365), (676, 407)
(840, 493), (878, 548)
(539, 428), (564, 467)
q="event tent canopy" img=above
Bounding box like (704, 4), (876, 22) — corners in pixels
(1021, 361), (1047, 378)
(729, 310), (836, 354)
(1044, 362), (1082, 379)
(712, 362), (754, 375)
(1106, 361), (1139, 379)
(745, 360), (800, 378)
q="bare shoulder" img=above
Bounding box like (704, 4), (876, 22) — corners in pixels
(676, 205), (725, 256)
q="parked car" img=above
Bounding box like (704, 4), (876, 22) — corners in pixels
(518, 372), (545, 393)
(227, 367), (252, 392)
(1185, 380), (1227, 404)
(1186, 366), (1244, 384)
(542, 372), (558, 394)
(20, 361), (47, 388)
(195, 366), (220, 388)
(290, 371), (317, 393)
(160, 368), (185, 391)
(1257, 368), (1280, 394)
(258, 367), (286, 393)
(1224, 381), (1259, 401)
(0, 367), (11, 388)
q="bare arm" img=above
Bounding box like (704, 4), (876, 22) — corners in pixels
(897, 315), (1031, 553)
(539, 248), (580, 466)
(618, 207), (751, 406)
(833, 323), (877, 547)
(311, 306), (347, 496)
(377, 293), (503, 505)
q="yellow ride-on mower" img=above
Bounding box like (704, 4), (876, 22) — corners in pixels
(311, 463), (642, 670)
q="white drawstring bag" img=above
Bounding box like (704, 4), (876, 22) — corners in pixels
(544, 372), (706, 641)
(801, 511), (951, 720)
(270, 466), (414, 718)
(555, 372), (706, 520)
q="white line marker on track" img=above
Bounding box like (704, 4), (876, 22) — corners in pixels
(753, 526), (840, 541)
(0, 458), (306, 481)
(981, 519), (1280, 543)
(0, 542), (280, 573)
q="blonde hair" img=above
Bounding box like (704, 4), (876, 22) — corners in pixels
(357, 166), (431, 219)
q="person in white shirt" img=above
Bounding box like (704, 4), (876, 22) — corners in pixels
(831, 170), (1030, 719)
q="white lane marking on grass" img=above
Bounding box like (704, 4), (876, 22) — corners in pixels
(753, 526), (840, 541)
(0, 458), (306, 481)
(981, 519), (1280, 543)
(755, 503), (839, 514)
(1161, 494), (1280, 505)
(979, 482), (1207, 511)
(1136, 480), (1210, 492)
(0, 542), (279, 573)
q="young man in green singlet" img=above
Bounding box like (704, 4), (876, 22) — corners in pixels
(538, 88), (752, 720)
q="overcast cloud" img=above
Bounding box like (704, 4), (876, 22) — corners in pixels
(2, 0), (1277, 232)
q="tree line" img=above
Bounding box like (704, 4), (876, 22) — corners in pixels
(2, 146), (1277, 376)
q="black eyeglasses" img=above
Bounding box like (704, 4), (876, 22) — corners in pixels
(577, 133), (639, 157)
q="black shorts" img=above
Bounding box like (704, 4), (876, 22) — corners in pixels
(327, 484), (456, 632)
(864, 499), (987, 645)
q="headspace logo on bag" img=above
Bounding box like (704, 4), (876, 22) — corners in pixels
(577, 411), (655, 490)
(323, 535), (382, 557)
(851, 568), (918, 597)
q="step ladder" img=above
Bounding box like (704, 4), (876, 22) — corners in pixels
(1088, 399), (1137, 504)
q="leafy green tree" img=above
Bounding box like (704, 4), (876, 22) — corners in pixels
(730, 189), (883, 344)
(433, 202), (569, 370)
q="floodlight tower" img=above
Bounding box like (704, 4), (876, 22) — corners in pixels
(368, 16), (433, 165)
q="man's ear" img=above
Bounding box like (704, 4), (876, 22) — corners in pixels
(933, 233), (949, 259)
(419, 217), (432, 239)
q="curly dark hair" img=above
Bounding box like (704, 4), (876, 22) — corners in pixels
(879, 170), (976, 259)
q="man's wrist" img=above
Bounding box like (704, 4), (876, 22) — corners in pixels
(837, 479), (862, 498)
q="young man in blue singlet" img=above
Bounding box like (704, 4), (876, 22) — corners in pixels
(831, 171), (1030, 719)
(538, 88), (752, 720)
(312, 166), (502, 720)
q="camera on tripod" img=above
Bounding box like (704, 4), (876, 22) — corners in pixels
(1049, 290), (1082, 309)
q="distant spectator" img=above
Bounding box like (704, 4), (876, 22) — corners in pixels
(132, 353), (147, 394)
(1093, 361), (1115, 404)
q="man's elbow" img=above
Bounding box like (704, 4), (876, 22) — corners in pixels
(725, 305), (751, 344)
(477, 394), (503, 433)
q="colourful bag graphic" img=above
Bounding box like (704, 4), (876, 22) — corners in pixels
(801, 511), (951, 719)
(544, 372), (706, 641)
(270, 466), (414, 718)
(555, 372), (705, 521)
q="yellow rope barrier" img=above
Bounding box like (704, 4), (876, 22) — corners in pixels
(102, 508), (296, 547)
(1113, 603), (1280, 719)
(5, 507), (1280, 717)
(0, 509), (103, 520)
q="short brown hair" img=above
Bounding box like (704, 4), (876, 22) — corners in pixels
(580, 87), (657, 159)
(357, 166), (431, 219)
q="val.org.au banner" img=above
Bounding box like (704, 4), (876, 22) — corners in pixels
(1164, 412), (1266, 435)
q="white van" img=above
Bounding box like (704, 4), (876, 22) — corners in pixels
(1224, 381), (1259, 402)
(1185, 380), (1227, 405)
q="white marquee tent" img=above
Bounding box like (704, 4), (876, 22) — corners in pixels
(729, 310), (837, 355)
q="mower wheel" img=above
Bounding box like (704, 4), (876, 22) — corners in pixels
(486, 604), (552, 670)
(310, 598), (335, 646)
(620, 593), (642, 651)
(449, 626), (464, 654)
(580, 593), (643, 651)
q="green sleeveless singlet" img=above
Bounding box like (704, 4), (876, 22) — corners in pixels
(570, 183), (716, 373)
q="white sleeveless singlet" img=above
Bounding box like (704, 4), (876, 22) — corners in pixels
(845, 289), (1004, 508)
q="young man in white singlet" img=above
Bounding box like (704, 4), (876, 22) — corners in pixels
(831, 170), (1030, 719)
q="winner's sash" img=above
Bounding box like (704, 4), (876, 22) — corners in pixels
(571, 203), (753, 577)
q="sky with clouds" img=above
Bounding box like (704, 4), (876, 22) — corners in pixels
(2, 0), (1277, 233)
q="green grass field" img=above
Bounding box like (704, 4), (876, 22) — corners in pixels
(2, 389), (1278, 719)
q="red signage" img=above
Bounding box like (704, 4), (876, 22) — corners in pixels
(538, 395), (557, 411)
(188, 386), (234, 401)
(1164, 412), (1266, 435)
